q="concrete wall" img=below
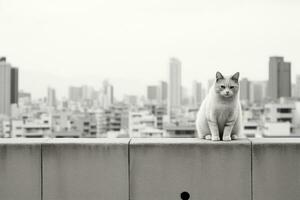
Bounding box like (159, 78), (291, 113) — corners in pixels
(43, 139), (129, 200)
(0, 139), (45, 200)
(130, 138), (251, 200)
(251, 138), (300, 200)
(0, 138), (299, 200)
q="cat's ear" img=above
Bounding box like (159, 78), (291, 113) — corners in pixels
(231, 72), (240, 82)
(216, 71), (224, 82)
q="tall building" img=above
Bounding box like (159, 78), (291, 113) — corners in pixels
(102, 80), (114, 109)
(82, 85), (95, 100)
(157, 81), (167, 105)
(296, 75), (300, 98)
(10, 67), (18, 104)
(0, 57), (18, 116)
(240, 78), (250, 102)
(192, 81), (202, 107)
(181, 86), (190, 106)
(147, 85), (158, 102)
(69, 86), (83, 102)
(47, 87), (56, 107)
(168, 58), (182, 120)
(250, 81), (267, 104)
(268, 56), (291, 99)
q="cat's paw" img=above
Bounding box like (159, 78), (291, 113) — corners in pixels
(223, 136), (232, 141)
(211, 135), (220, 141)
(204, 135), (212, 140)
(232, 134), (239, 140)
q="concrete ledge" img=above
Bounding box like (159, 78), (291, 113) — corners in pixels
(130, 138), (251, 200)
(0, 139), (46, 200)
(42, 138), (130, 200)
(1, 138), (300, 200)
(251, 138), (300, 200)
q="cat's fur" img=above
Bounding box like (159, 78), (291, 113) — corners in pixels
(196, 72), (242, 141)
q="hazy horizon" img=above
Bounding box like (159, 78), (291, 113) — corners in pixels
(1, 0), (300, 99)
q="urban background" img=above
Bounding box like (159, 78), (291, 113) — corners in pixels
(0, 56), (299, 138)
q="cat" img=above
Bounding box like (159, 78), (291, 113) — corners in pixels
(196, 71), (242, 141)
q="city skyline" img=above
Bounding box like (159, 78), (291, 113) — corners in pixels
(1, 0), (300, 99)
(2, 55), (300, 103)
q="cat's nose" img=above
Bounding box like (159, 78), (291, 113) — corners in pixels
(226, 91), (229, 94)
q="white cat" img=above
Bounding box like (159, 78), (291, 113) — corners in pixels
(196, 72), (242, 141)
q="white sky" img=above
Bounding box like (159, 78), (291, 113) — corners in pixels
(1, 0), (300, 99)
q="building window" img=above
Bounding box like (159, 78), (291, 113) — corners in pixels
(277, 108), (292, 113)
(244, 126), (257, 130)
(277, 118), (292, 123)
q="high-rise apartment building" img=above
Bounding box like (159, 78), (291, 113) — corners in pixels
(167, 58), (182, 120)
(69, 86), (83, 102)
(102, 80), (114, 109)
(47, 87), (57, 107)
(10, 67), (18, 104)
(268, 56), (291, 99)
(296, 75), (300, 98)
(0, 57), (19, 116)
(147, 85), (158, 102)
(250, 81), (267, 104)
(157, 81), (167, 105)
(240, 78), (250, 102)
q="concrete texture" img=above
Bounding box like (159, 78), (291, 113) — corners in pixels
(130, 138), (251, 200)
(251, 138), (300, 200)
(42, 138), (130, 200)
(2, 137), (300, 200)
(0, 139), (45, 200)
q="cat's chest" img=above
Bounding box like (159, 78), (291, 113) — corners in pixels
(213, 104), (234, 118)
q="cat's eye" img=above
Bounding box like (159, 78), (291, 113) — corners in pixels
(221, 85), (225, 89)
(230, 86), (234, 89)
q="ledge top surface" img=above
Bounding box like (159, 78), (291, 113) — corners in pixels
(130, 138), (251, 145)
(250, 138), (300, 144)
(1, 138), (299, 145)
(0, 138), (130, 144)
(0, 138), (49, 144)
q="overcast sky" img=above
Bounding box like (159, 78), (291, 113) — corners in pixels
(1, 0), (300, 99)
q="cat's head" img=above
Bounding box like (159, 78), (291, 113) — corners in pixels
(214, 71), (240, 98)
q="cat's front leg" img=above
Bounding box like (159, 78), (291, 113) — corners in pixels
(207, 119), (220, 141)
(223, 120), (235, 141)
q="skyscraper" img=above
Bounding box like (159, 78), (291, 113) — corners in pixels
(250, 81), (263, 104)
(81, 85), (96, 101)
(240, 78), (250, 102)
(250, 81), (267, 104)
(296, 75), (300, 98)
(147, 85), (158, 102)
(102, 80), (114, 108)
(0, 57), (18, 116)
(157, 81), (167, 105)
(10, 67), (18, 104)
(268, 56), (291, 100)
(69, 86), (83, 102)
(168, 58), (182, 120)
(192, 81), (202, 107)
(47, 87), (57, 107)
(181, 86), (189, 106)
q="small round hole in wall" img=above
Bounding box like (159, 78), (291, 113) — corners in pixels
(180, 191), (190, 200)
